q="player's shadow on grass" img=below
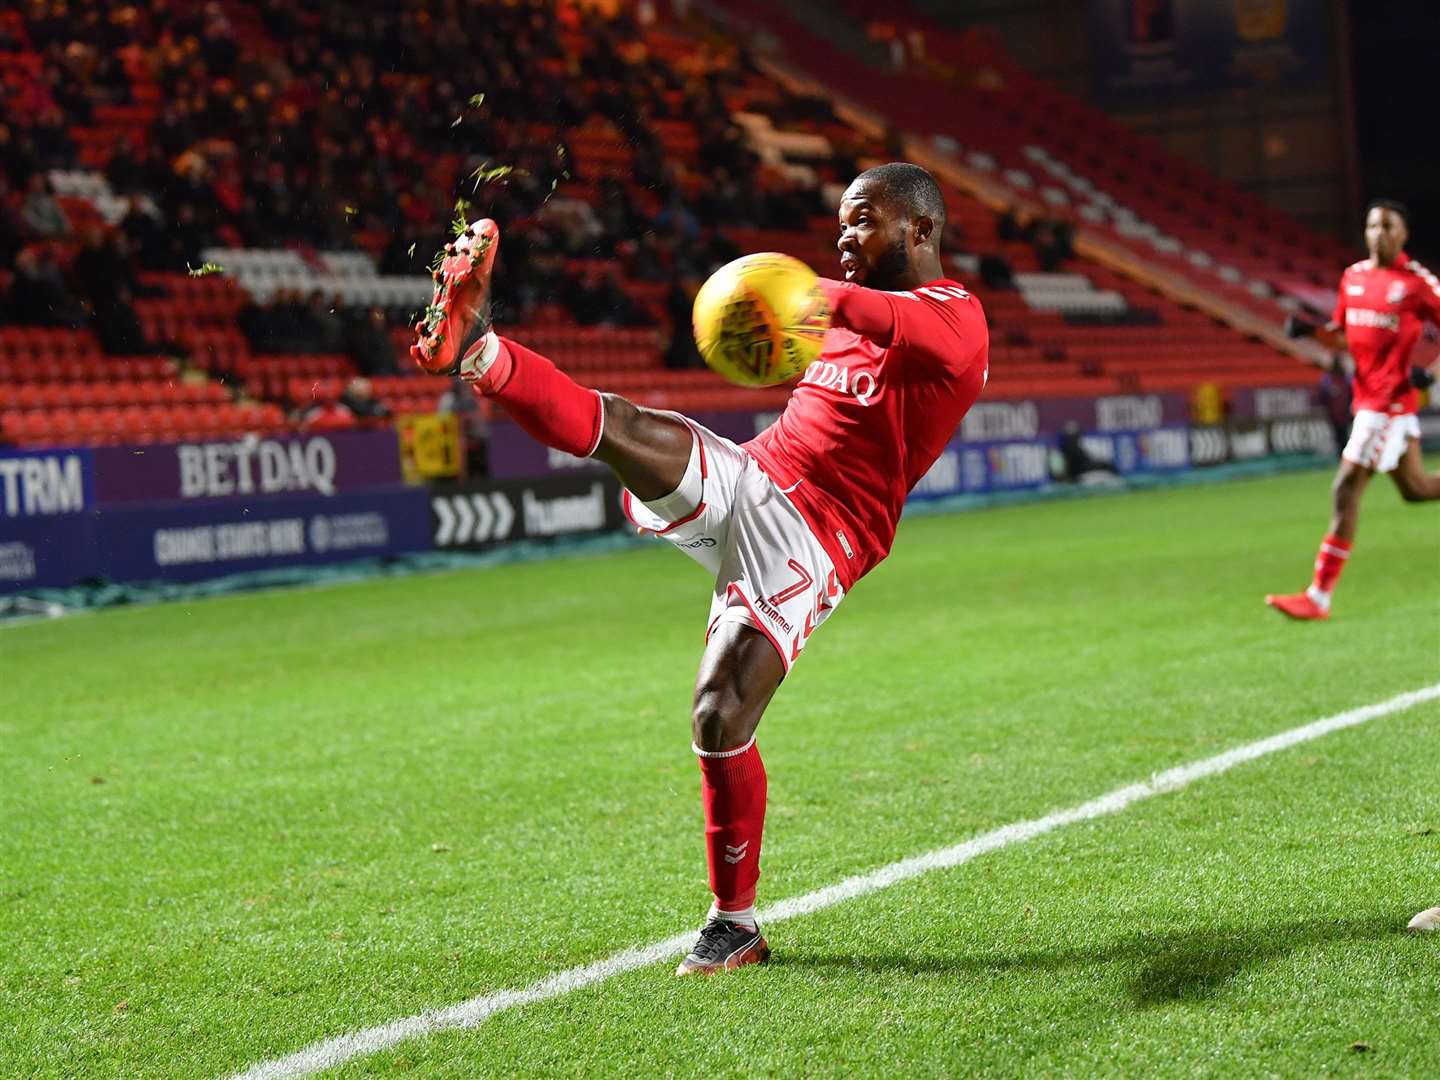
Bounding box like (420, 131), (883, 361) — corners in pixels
(777, 914), (1401, 1006)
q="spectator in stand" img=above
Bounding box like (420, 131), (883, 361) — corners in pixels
(979, 251), (1015, 291)
(300, 397), (357, 432)
(19, 174), (70, 239)
(91, 285), (157, 356)
(71, 226), (152, 304)
(308, 292), (346, 354)
(996, 206), (1031, 244)
(119, 195), (168, 269)
(568, 266), (647, 328)
(340, 377), (390, 421)
(1033, 217), (1074, 272)
(654, 192), (701, 243)
(664, 276), (705, 369)
(346, 307), (400, 376)
(0, 181), (24, 263)
(0, 123), (37, 187)
(26, 107), (75, 168)
(5, 247), (86, 328)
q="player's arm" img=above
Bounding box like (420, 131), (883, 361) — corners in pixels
(1286, 271), (1351, 355)
(1283, 314), (1346, 354)
(817, 279), (897, 346)
(1410, 273), (1440, 389)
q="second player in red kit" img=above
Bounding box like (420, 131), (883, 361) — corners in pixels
(411, 163), (988, 973)
(1267, 200), (1440, 620)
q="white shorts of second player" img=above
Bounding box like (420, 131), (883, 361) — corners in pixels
(622, 419), (843, 673)
(1342, 410), (1421, 474)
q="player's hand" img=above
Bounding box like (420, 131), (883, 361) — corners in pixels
(1283, 314), (1318, 340)
(1410, 365), (1437, 390)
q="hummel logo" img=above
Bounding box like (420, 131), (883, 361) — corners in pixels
(724, 841), (749, 865)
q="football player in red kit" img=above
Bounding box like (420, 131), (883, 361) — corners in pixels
(412, 163), (989, 973)
(1266, 200), (1440, 620)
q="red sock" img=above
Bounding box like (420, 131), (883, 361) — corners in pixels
(473, 336), (604, 457)
(698, 741), (767, 915)
(1311, 533), (1351, 595)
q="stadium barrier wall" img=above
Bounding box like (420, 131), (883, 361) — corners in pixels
(428, 473), (627, 552)
(2, 398), (1426, 595)
(0, 431), (429, 594)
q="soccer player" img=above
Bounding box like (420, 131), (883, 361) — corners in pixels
(1265, 200), (1440, 620)
(412, 163), (988, 974)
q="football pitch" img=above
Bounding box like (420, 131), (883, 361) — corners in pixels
(4, 465), (1438, 1078)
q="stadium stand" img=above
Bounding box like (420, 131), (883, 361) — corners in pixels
(0, 0), (1341, 452)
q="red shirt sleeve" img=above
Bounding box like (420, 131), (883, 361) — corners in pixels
(1412, 265), (1440, 324)
(818, 279), (896, 346)
(819, 279), (983, 372)
(887, 283), (986, 373)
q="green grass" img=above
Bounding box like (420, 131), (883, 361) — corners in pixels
(2, 466), (1437, 1078)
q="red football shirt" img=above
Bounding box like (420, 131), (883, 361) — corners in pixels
(744, 278), (989, 588)
(1332, 252), (1440, 414)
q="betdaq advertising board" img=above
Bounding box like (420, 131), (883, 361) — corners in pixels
(92, 430), (405, 504)
(0, 432), (427, 594)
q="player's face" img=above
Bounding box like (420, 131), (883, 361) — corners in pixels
(837, 183), (911, 290)
(1364, 207), (1407, 264)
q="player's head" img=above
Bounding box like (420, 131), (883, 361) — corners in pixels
(837, 162), (946, 290)
(1364, 199), (1408, 264)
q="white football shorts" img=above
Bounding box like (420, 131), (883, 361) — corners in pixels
(622, 418), (843, 673)
(1342, 409), (1420, 474)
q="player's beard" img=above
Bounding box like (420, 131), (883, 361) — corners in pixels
(864, 236), (911, 291)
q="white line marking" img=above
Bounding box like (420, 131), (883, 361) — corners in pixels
(228, 683), (1440, 1080)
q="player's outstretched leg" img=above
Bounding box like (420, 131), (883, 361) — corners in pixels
(1266, 459), (1370, 620)
(676, 621), (784, 976)
(412, 218), (692, 498)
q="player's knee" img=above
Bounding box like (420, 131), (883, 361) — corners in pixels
(691, 690), (742, 753)
(1395, 479), (1426, 503)
(596, 393), (690, 457)
(597, 392), (641, 444)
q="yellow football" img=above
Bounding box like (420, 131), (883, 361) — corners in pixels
(692, 253), (830, 386)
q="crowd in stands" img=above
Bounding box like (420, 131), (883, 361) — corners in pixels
(2, 0), (866, 378)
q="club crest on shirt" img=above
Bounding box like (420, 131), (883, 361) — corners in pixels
(1387, 281), (1407, 304)
(1345, 284), (1365, 296)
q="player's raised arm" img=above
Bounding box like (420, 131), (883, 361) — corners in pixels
(817, 278), (898, 346)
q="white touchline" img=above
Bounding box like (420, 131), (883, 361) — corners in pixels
(228, 683), (1440, 1080)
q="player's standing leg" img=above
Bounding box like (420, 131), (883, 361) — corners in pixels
(675, 621), (784, 975)
(414, 220), (781, 972)
(1266, 457), (1370, 620)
